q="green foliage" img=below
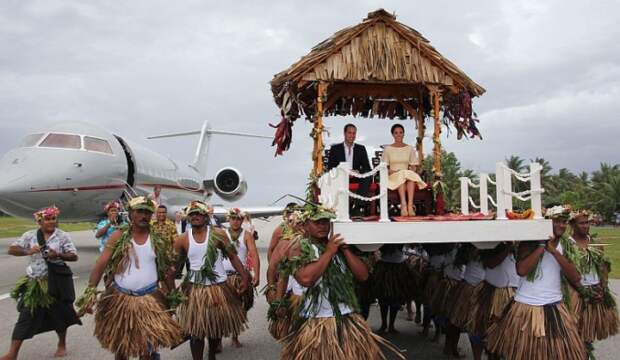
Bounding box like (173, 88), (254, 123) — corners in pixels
(10, 276), (55, 313)
(0, 217), (93, 238)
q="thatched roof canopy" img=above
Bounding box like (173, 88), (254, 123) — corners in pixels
(271, 9), (485, 124)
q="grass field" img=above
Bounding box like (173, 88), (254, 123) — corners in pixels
(0, 216), (94, 239)
(591, 226), (620, 279)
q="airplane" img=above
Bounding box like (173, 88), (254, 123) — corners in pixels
(0, 120), (283, 222)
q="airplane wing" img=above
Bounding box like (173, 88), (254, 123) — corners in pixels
(212, 206), (284, 220)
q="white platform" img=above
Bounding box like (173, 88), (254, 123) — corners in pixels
(334, 219), (552, 251)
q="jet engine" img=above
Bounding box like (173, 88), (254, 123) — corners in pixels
(213, 167), (247, 201)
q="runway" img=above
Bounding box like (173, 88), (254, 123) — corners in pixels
(1, 219), (619, 359)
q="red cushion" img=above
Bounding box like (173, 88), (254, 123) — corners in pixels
(348, 182), (379, 192)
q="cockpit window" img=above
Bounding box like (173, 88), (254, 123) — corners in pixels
(84, 136), (113, 154)
(39, 133), (81, 149)
(19, 133), (44, 147)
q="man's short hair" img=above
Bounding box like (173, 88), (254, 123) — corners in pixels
(157, 205), (167, 211)
(343, 123), (357, 133)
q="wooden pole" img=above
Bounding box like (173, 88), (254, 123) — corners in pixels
(312, 81), (328, 176)
(415, 90), (425, 162)
(429, 86), (442, 176)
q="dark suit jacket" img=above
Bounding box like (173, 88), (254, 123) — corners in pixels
(327, 142), (371, 174)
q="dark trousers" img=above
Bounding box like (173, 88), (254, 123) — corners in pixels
(350, 177), (371, 215)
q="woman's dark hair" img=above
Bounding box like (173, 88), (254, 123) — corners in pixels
(390, 124), (404, 134)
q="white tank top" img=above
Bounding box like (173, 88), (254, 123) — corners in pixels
(114, 236), (158, 291)
(569, 237), (600, 286)
(485, 253), (521, 288)
(222, 229), (248, 272)
(288, 275), (306, 296)
(515, 243), (564, 306)
(300, 243), (353, 318)
(463, 260), (486, 286)
(187, 227), (227, 284)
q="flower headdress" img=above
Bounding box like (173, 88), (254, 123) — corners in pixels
(544, 205), (572, 220)
(569, 209), (593, 222)
(185, 200), (209, 216)
(104, 201), (121, 213)
(33, 206), (60, 222)
(127, 196), (156, 213)
(226, 207), (246, 220)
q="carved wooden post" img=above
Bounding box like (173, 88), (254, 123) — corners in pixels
(312, 81), (329, 176)
(429, 86), (442, 176)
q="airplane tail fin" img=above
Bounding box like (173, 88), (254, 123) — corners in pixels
(147, 121), (271, 177)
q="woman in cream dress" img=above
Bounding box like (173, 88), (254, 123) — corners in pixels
(382, 124), (426, 217)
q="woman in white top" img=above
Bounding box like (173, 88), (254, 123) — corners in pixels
(486, 206), (586, 360)
(565, 210), (618, 345)
(381, 124), (427, 217)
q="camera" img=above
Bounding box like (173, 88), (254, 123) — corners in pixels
(40, 244), (50, 259)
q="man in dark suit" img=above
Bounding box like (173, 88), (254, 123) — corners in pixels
(327, 123), (372, 216)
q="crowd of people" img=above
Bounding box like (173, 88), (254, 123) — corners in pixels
(0, 190), (618, 359)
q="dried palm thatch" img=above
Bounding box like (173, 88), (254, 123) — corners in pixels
(268, 293), (303, 340)
(271, 9), (484, 121)
(281, 313), (405, 360)
(486, 302), (587, 360)
(467, 283), (515, 337)
(270, 8), (485, 168)
(94, 288), (182, 358)
(177, 282), (248, 339)
(567, 284), (619, 342)
(448, 281), (483, 328)
(226, 273), (255, 313)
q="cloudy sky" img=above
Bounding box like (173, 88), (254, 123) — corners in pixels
(1, 0), (619, 205)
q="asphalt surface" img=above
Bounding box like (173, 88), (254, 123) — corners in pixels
(0, 219), (619, 359)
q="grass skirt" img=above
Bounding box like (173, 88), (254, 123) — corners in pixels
(567, 285), (619, 342)
(486, 301), (587, 360)
(372, 261), (416, 304)
(430, 277), (460, 318)
(268, 293), (303, 340)
(406, 254), (427, 301)
(448, 281), (483, 328)
(94, 287), (182, 358)
(177, 282), (248, 339)
(467, 282), (515, 337)
(226, 273), (255, 312)
(422, 269), (442, 305)
(281, 313), (404, 360)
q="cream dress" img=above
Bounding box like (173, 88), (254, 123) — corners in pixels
(381, 145), (427, 190)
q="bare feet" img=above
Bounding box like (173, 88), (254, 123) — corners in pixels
(54, 346), (67, 357)
(231, 337), (242, 348)
(400, 207), (408, 217)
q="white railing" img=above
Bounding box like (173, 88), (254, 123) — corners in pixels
(460, 162), (544, 220)
(317, 162), (390, 222)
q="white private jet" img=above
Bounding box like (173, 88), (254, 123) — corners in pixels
(0, 121), (282, 221)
